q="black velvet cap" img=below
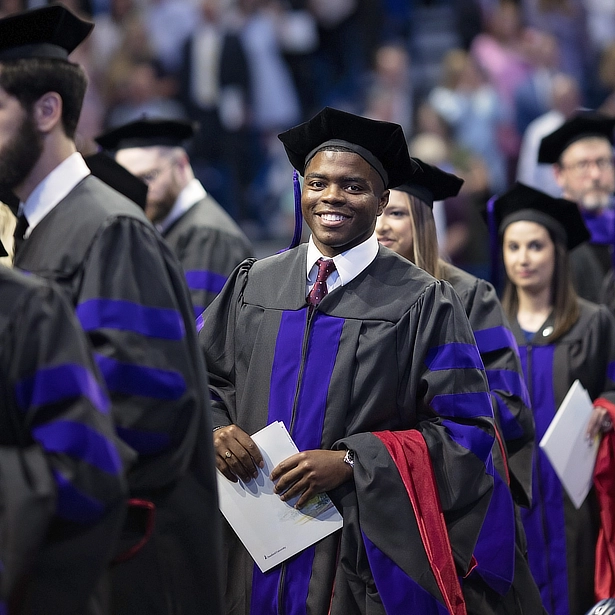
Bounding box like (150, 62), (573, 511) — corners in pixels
(84, 152), (148, 210)
(538, 112), (615, 163)
(277, 107), (417, 189)
(491, 182), (589, 250)
(394, 158), (464, 207)
(95, 118), (198, 151)
(0, 5), (93, 62)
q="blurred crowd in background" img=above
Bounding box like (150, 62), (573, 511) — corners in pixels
(11, 0), (615, 278)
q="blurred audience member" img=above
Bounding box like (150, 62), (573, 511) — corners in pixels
(178, 0), (255, 221)
(429, 48), (509, 192)
(513, 29), (561, 135)
(471, 0), (532, 109)
(105, 58), (188, 128)
(308, 0), (364, 109)
(363, 42), (413, 138)
(142, 0), (199, 75)
(521, 0), (590, 93)
(596, 43), (615, 117)
(516, 72), (582, 196)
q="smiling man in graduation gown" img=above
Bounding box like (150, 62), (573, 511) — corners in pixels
(0, 6), (222, 614)
(96, 118), (254, 317)
(199, 107), (520, 614)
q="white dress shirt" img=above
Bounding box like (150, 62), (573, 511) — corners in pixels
(305, 233), (379, 296)
(20, 152), (90, 237)
(156, 178), (206, 235)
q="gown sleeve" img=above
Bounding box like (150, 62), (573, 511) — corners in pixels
(466, 278), (534, 507)
(4, 274), (128, 613)
(334, 281), (502, 611)
(74, 217), (208, 491)
(198, 258), (256, 428)
(177, 224), (253, 317)
(8, 276), (127, 522)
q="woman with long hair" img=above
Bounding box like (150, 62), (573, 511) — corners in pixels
(376, 160), (534, 502)
(491, 181), (615, 615)
(376, 161), (544, 614)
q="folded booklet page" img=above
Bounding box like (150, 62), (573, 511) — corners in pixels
(216, 421), (344, 572)
(539, 379), (599, 509)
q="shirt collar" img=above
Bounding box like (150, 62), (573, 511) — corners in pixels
(306, 233), (379, 286)
(156, 178), (206, 234)
(21, 152), (90, 236)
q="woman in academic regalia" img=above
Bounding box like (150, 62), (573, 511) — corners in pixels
(376, 162), (546, 614)
(490, 181), (615, 615)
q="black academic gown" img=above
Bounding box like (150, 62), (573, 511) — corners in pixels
(442, 264), (544, 614)
(509, 300), (615, 615)
(570, 243), (607, 304)
(0, 266), (127, 615)
(162, 194), (253, 316)
(13, 175), (223, 615)
(200, 243), (530, 615)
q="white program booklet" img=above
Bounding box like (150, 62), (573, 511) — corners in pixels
(216, 421), (344, 572)
(539, 379), (600, 509)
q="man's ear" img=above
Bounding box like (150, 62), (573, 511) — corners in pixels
(377, 189), (390, 216)
(32, 92), (63, 133)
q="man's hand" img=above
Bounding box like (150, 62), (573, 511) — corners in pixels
(270, 449), (353, 509)
(213, 425), (264, 482)
(586, 405), (613, 440)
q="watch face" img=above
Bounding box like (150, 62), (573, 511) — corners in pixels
(344, 449), (355, 468)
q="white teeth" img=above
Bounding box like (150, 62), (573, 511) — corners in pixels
(321, 213), (346, 222)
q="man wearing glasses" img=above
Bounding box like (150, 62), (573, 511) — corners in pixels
(538, 112), (615, 304)
(96, 118), (254, 317)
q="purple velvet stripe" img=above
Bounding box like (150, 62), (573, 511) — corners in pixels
(441, 420), (493, 465)
(76, 298), (185, 341)
(253, 312), (342, 615)
(250, 565), (282, 615)
(95, 354), (186, 400)
(293, 313), (344, 451)
(283, 547), (317, 615)
(0, 602), (5, 615)
(362, 531), (449, 614)
(268, 311), (307, 428)
(474, 326), (519, 356)
(518, 345), (569, 615)
(32, 421), (122, 474)
(253, 310), (306, 615)
(470, 455), (515, 595)
(607, 361), (615, 382)
(425, 343), (483, 371)
(15, 363), (110, 415)
(583, 209), (615, 246)
(250, 539), (317, 615)
(185, 270), (227, 293)
(493, 393), (525, 440)
(53, 469), (105, 523)
(116, 426), (170, 455)
(192, 304), (205, 319)
(430, 391), (493, 419)
(195, 311), (205, 333)
(485, 369), (531, 406)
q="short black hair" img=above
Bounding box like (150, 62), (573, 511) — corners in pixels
(0, 57), (87, 139)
